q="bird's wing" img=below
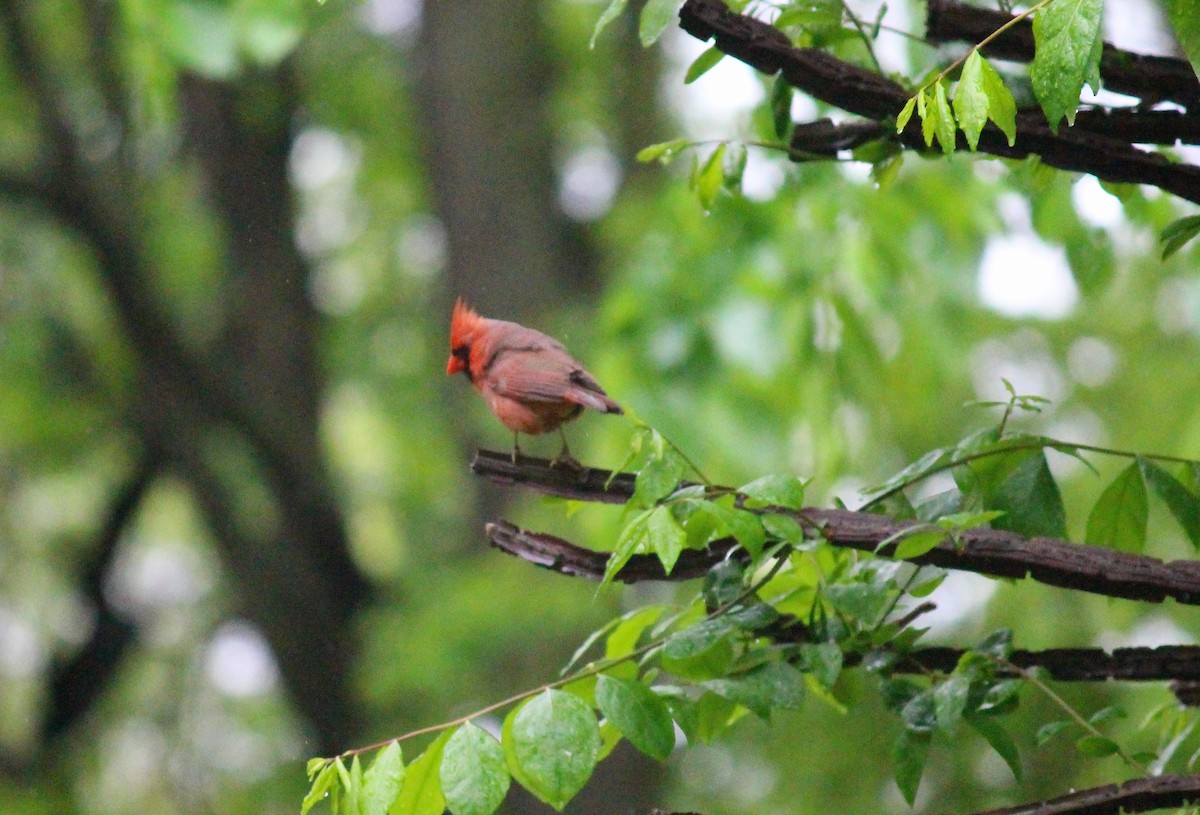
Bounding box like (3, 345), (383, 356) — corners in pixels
(485, 347), (581, 404)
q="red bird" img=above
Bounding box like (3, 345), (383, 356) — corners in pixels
(446, 299), (623, 465)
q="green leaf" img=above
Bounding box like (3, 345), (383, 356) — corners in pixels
(590, 0), (629, 48)
(901, 688), (938, 732)
(891, 527), (946, 560)
(684, 46), (725, 83)
(726, 600), (780, 631)
(603, 508), (653, 584)
(703, 661), (806, 719)
(639, 0), (681, 46)
(975, 629), (1014, 659)
(937, 510), (1006, 531)
(977, 679), (1022, 715)
(631, 453), (686, 508)
(1168, 0), (1200, 83)
(979, 55), (1017, 146)
(507, 690), (601, 811)
(1030, 0), (1104, 130)
(824, 581), (891, 625)
(663, 616), (736, 659)
(1161, 214), (1200, 260)
(908, 570), (946, 598)
(1085, 462), (1148, 552)
(953, 51), (990, 151)
(799, 641), (843, 689)
(595, 675), (676, 761)
(662, 617), (736, 680)
(933, 676), (970, 729)
(605, 605), (666, 662)
(440, 724), (509, 815)
(896, 95), (916, 133)
(919, 87), (936, 148)
(762, 513), (806, 545)
(770, 74), (794, 139)
(1087, 705), (1127, 726)
(967, 714), (1022, 780)
(990, 451), (1067, 539)
(362, 742), (406, 815)
(344, 756), (365, 815)
(1034, 720), (1072, 746)
(932, 81), (956, 154)
(303, 762), (337, 815)
(1140, 459), (1200, 547)
(647, 505), (686, 573)
(391, 731), (451, 815)
(1075, 734), (1121, 758)
(893, 730), (931, 806)
(739, 474), (806, 510)
(635, 138), (690, 164)
(694, 144), (727, 211)
(702, 559), (745, 607)
(663, 690), (740, 744)
(700, 501), (766, 558)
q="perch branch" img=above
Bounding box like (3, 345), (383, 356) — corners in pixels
(473, 451), (1200, 606)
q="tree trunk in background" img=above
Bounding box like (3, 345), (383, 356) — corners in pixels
(413, 1), (667, 811)
(414, 0), (595, 320)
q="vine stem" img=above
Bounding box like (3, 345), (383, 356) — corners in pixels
(321, 545), (792, 765)
(998, 657), (1148, 773)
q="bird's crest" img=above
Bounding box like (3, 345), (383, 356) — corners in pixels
(449, 298), (484, 349)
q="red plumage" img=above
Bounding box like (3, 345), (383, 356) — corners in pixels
(446, 299), (622, 463)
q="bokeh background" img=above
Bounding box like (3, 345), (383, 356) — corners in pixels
(2, 0), (1200, 813)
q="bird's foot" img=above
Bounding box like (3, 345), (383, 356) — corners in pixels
(549, 452), (584, 472)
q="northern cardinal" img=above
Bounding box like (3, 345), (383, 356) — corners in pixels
(446, 299), (623, 465)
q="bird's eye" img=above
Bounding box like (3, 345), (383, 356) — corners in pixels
(452, 344), (470, 361)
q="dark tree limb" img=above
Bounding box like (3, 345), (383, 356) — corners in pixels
(486, 519), (1200, 683)
(473, 451), (1200, 605)
(42, 454), (159, 742)
(954, 773), (1200, 815)
(925, 0), (1200, 110)
(676, 0), (1200, 206)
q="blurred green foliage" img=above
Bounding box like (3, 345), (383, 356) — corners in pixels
(3, 0), (1200, 813)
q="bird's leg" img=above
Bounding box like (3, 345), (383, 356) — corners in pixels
(550, 427), (583, 471)
(511, 432), (521, 464)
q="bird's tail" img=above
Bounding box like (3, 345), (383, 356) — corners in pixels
(564, 388), (624, 415)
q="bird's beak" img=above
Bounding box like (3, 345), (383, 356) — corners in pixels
(446, 355), (464, 375)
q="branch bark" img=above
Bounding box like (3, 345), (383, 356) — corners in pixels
(472, 451), (1200, 606)
(925, 0), (1200, 110)
(486, 519), (1200, 683)
(955, 773), (1200, 815)
(676, 0), (1200, 205)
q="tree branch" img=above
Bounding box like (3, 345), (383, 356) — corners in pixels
(925, 0), (1200, 110)
(485, 519), (1200, 683)
(676, 0), (1200, 205)
(472, 451), (1200, 606)
(954, 773), (1200, 815)
(42, 453), (159, 742)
